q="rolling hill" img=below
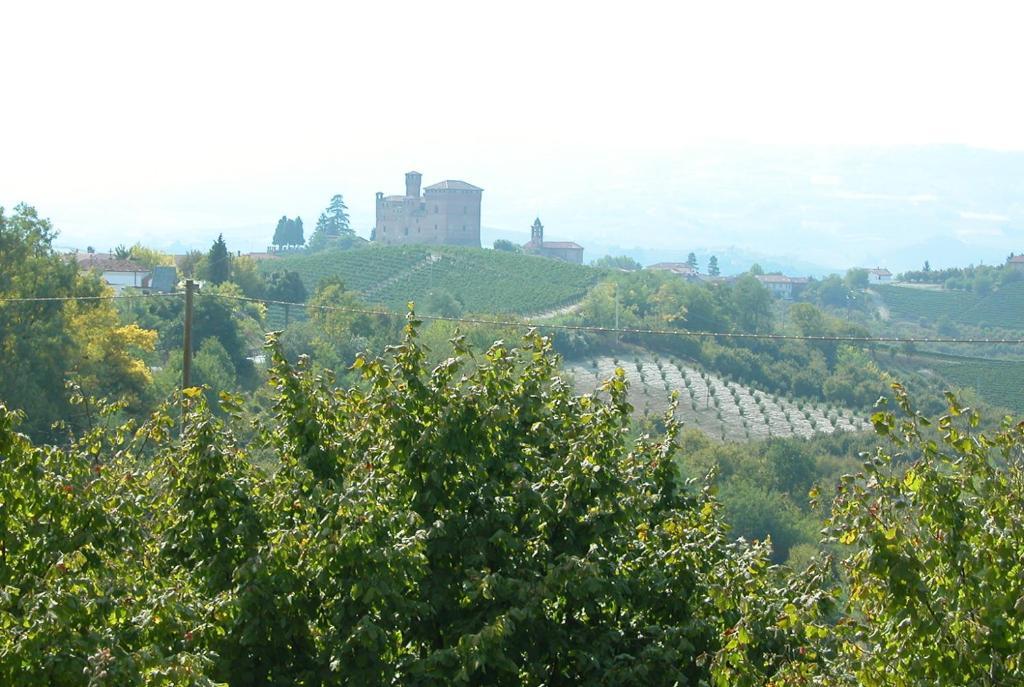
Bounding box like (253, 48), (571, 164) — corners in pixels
(259, 245), (602, 315)
(875, 282), (1024, 330)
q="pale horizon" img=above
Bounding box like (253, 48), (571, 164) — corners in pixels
(4, 0), (1024, 271)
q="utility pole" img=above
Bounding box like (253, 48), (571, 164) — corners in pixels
(183, 279), (194, 389)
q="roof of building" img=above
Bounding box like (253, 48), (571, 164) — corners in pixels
(77, 255), (149, 273)
(244, 252), (281, 261)
(647, 262), (697, 274)
(1008, 255), (1024, 264)
(756, 274), (809, 285)
(539, 241), (583, 250)
(424, 180), (483, 192)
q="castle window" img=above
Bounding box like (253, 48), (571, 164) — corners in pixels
(404, 227), (409, 236)
(464, 206), (468, 214)
(434, 205), (438, 213)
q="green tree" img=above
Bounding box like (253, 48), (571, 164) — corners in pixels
(0, 205), (156, 438)
(291, 216), (304, 246)
(204, 234), (231, 285)
(176, 249), (203, 278)
(593, 254), (642, 271)
(738, 388), (1024, 685)
(265, 270), (307, 304)
(686, 251), (698, 270)
(708, 255), (721, 276)
(229, 255), (266, 299)
(844, 267), (869, 290)
(128, 243), (174, 269)
(272, 215), (288, 248)
(731, 274), (773, 332)
(492, 238), (520, 252)
(0, 323), (784, 685)
(420, 288), (463, 318)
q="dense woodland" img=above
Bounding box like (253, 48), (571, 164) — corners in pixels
(3, 203), (1024, 683)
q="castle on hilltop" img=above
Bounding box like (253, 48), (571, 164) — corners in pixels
(374, 172), (482, 247)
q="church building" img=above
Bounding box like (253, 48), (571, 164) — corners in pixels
(522, 218), (584, 264)
(374, 171), (482, 247)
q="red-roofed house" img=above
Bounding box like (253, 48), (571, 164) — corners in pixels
(522, 218), (584, 264)
(75, 253), (151, 293)
(755, 274), (809, 300)
(1008, 254), (1024, 271)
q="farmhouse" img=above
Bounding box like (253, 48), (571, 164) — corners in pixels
(1007, 254), (1024, 271)
(522, 218), (584, 264)
(866, 267), (893, 284)
(755, 274), (809, 300)
(75, 253), (151, 293)
(374, 171), (482, 248)
(646, 262), (700, 281)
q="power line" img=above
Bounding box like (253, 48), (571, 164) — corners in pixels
(0, 292), (182, 303)
(203, 292), (1024, 347)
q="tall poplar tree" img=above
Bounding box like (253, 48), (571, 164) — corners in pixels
(206, 234), (231, 285)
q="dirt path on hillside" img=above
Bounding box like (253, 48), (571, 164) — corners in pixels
(527, 300), (583, 320)
(866, 289), (890, 321)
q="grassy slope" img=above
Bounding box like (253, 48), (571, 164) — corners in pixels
(260, 245), (602, 315)
(875, 283), (1024, 412)
(876, 282), (1024, 330)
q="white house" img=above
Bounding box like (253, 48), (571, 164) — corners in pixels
(76, 254), (151, 293)
(866, 268), (893, 285)
(646, 262), (701, 281)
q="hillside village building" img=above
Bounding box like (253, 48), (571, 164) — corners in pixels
(1008, 254), (1024, 271)
(866, 267), (893, 284)
(522, 218), (584, 264)
(755, 274), (809, 300)
(75, 253), (151, 293)
(374, 172), (482, 247)
(646, 262), (701, 281)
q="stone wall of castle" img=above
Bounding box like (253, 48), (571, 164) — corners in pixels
(375, 174), (482, 248)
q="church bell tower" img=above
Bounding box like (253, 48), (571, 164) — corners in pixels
(531, 217), (544, 244)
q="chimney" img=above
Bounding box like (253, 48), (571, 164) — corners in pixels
(405, 171), (422, 199)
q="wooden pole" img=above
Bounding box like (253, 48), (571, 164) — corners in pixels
(183, 279), (194, 389)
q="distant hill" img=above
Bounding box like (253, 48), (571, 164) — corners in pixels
(259, 245), (602, 315)
(875, 282), (1024, 331)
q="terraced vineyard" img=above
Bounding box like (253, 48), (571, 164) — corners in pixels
(260, 245), (601, 315)
(876, 282), (1024, 330)
(928, 358), (1024, 412)
(566, 355), (871, 442)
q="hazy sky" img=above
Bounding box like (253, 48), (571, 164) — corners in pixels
(3, 0), (1023, 257)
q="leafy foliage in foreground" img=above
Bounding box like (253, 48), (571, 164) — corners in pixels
(720, 386), (1024, 686)
(3, 320), (1024, 685)
(0, 321), (776, 685)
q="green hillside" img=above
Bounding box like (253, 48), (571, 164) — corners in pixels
(876, 282), (1024, 330)
(927, 358), (1024, 412)
(259, 244), (601, 315)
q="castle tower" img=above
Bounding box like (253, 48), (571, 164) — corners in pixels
(405, 171), (422, 199)
(531, 217), (544, 243)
